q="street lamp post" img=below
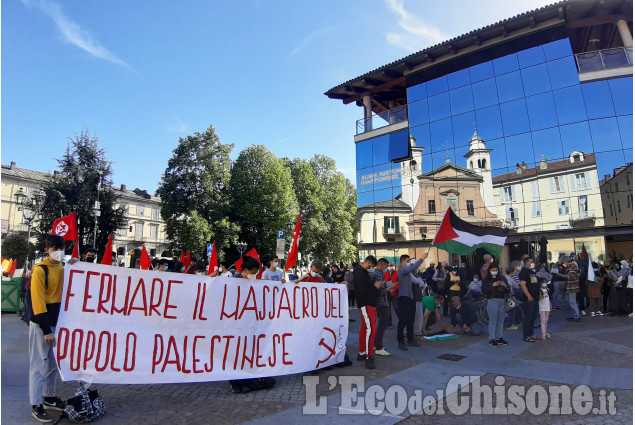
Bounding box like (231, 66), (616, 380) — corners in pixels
(236, 241), (247, 257)
(14, 188), (44, 269)
(93, 171), (103, 248)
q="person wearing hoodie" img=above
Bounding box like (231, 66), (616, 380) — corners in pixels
(353, 255), (379, 369)
(396, 253), (428, 350)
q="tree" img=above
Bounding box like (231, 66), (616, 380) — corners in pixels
(35, 129), (126, 256)
(156, 125), (239, 260)
(286, 155), (357, 264)
(229, 145), (297, 260)
(1, 234), (35, 267)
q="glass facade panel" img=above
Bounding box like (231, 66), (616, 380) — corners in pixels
(427, 75), (449, 96)
(408, 99), (429, 127)
(526, 92), (558, 131)
(496, 71), (525, 102)
(449, 85), (474, 115)
(500, 99), (530, 136)
(581, 81), (616, 119)
(553, 85), (587, 125)
(609, 78), (634, 116)
(448, 68), (471, 89)
(517, 45), (546, 68)
(430, 118), (454, 151)
(470, 61), (495, 83)
(560, 121), (593, 156)
(547, 56), (580, 90)
(388, 130), (410, 161)
(407, 82), (427, 103)
(372, 135), (389, 165)
(521, 64), (551, 96)
(428, 92), (451, 121)
(617, 115), (633, 148)
(543, 38), (573, 61)
(589, 117), (624, 152)
(472, 78), (499, 109)
(356, 140), (372, 169)
(475, 105), (503, 141)
(493, 53), (519, 76)
(505, 133), (535, 169)
(532, 127), (564, 163)
(410, 124), (431, 152)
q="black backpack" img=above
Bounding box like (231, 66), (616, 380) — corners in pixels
(22, 264), (48, 326)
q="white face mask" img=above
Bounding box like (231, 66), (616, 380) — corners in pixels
(541, 283), (547, 288)
(247, 273), (258, 281)
(529, 263), (535, 270)
(368, 267), (375, 273)
(516, 266), (522, 272)
(272, 262), (278, 268)
(388, 267), (394, 272)
(310, 271), (320, 278)
(436, 304), (441, 308)
(491, 271), (498, 277)
(50, 250), (64, 262)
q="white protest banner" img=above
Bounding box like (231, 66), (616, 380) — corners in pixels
(55, 262), (348, 384)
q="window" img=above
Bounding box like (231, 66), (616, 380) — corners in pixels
(466, 200), (475, 216)
(428, 200), (436, 214)
(571, 173), (591, 191)
(531, 181), (539, 198)
(501, 186), (515, 203)
(610, 204), (614, 216)
(505, 207), (518, 220)
(558, 200), (570, 215)
(628, 195), (631, 208)
(469, 160), (473, 169)
(152, 208), (159, 221)
(550, 176), (566, 193)
(446, 198), (459, 212)
(150, 225), (159, 239)
(137, 205), (145, 216)
(481, 158), (486, 169)
(617, 200), (621, 213)
(384, 216), (400, 234)
(532, 201), (541, 217)
(134, 223), (144, 240)
(578, 195), (588, 212)
(572, 154), (581, 162)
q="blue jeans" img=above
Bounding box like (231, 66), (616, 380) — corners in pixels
(553, 281), (568, 309)
(486, 298), (505, 341)
(504, 307), (516, 328)
(568, 292), (580, 318)
(523, 298), (539, 338)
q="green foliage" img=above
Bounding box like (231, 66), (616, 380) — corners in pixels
(156, 126), (239, 260)
(1, 234), (35, 267)
(35, 129), (126, 256)
(286, 155), (357, 265)
(228, 145), (298, 260)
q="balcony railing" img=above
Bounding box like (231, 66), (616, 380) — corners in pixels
(356, 105), (408, 135)
(570, 210), (596, 222)
(575, 47), (633, 73)
(382, 226), (405, 236)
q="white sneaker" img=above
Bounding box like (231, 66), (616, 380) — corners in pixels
(596, 311), (604, 316)
(374, 348), (391, 356)
(629, 313), (633, 318)
(581, 310), (587, 316)
(590, 311), (596, 317)
(505, 325), (519, 330)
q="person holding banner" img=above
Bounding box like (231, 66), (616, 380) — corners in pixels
(228, 256), (277, 393)
(298, 260), (326, 283)
(29, 235), (74, 423)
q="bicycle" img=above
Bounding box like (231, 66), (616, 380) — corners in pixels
(478, 296), (540, 328)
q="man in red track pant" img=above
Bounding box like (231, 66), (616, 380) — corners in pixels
(353, 255), (380, 369)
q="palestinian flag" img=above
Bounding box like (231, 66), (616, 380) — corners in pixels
(432, 207), (508, 257)
(580, 243), (596, 282)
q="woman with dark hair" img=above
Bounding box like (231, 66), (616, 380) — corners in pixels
(331, 265), (345, 284)
(171, 261), (185, 273)
(228, 256), (276, 394)
(482, 263), (510, 348)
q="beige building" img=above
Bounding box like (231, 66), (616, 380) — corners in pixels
(1, 162), (168, 266)
(492, 151), (605, 233)
(600, 163), (633, 260)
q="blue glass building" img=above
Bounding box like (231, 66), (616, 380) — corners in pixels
(326, 0), (633, 266)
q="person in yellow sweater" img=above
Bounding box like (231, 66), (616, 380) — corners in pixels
(29, 234), (73, 423)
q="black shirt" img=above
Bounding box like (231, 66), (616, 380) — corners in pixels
(519, 267), (539, 299)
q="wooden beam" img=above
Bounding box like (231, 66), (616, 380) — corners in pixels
(529, 16), (536, 28)
(473, 35), (482, 46)
(342, 76), (406, 104)
(500, 25), (508, 37)
(568, 14), (629, 29)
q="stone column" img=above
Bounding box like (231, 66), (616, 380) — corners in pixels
(616, 19), (633, 63)
(363, 95), (373, 132)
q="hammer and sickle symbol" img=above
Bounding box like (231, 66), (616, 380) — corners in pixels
(315, 327), (337, 369)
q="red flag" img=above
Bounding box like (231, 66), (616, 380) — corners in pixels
(139, 246), (152, 270)
(285, 213), (302, 272)
(51, 213), (78, 241)
(234, 248), (262, 275)
(71, 240), (80, 259)
(101, 233), (113, 265)
(178, 251), (185, 264)
(207, 241), (218, 276)
(184, 251), (191, 272)
(432, 207), (459, 245)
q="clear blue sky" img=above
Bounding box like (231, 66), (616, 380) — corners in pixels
(2, 0), (553, 193)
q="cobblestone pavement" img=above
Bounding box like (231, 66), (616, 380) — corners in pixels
(2, 309), (632, 424)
